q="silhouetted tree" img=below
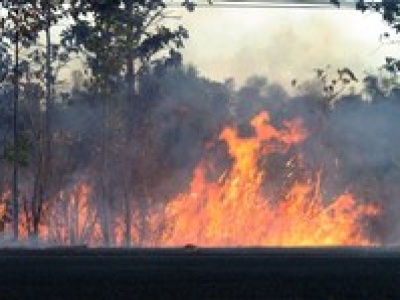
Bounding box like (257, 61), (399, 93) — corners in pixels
(1, 0), (41, 239)
(1, 0), (67, 239)
(60, 0), (192, 245)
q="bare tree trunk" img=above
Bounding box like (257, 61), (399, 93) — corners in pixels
(33, 0), (53, 240)
(100, 70), (111, 247)
(26, 2), (53, 242)
(0, 133), (8, 233)
(138, 197), (148, 246)
(124, 0), (135, 247)
(13, 30), (19, 240)
(69, 194), (79, 245)
(45, 1), (52, 160)
(123, 180), (131, 247)
(100, 178), (110, 246)
(32, 159), (43, 239)
(126, 0), (135, 105)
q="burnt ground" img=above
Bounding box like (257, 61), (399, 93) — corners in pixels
(0, 247), (399, 299)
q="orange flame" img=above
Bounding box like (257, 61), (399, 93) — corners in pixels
(0, 190), (10, 225)
(42, 184), (103, 245)
(0, 111), (381, 247)
(157, 111), (379, 246)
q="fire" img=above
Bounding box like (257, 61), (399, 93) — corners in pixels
(42, 183), (103, 245)
(0, 190), (10, 220)
(158, 111), (379, 246)
(0, 111), (381, 247)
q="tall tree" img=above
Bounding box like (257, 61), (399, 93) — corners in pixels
(63, 0), (192, 245)
(26, 0), (65, 239)
(1, 0), (66, 239)
(64, 0), (190, 106)
(0, 0), (40, 239)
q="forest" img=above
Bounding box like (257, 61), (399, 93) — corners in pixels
(1, 0), (400, 247)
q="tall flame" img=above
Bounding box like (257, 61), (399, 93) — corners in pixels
(0, 111), (380, 247)
(158, 111), (379, 246)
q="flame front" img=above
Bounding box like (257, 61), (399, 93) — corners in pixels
(158, 111), (379, 246)
(0, 111), (381, 247)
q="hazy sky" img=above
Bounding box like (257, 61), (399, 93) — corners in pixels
(174, 7), (398, 86)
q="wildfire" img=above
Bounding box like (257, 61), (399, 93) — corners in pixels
(41, 184), (103, 245)
(0, 190), (9, 218)
(1, 111), (381, 247)
(158, 111), (379, 247)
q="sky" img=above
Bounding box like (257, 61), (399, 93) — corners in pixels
(172, 6), (399, 87)
(51, 4), (400, 89)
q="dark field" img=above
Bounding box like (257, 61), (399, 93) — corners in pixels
(0, 247), (399, 299)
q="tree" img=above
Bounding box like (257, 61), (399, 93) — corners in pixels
(1, 0), (41, 239)
(336, 0), (400, 78)
(1, 0), (67, 239)
(24, 0), (66, 239)
(61, 0), (192, 245)
(64, 0), (189, 105)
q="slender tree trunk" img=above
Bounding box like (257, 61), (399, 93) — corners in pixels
(0, 130), (8, 232)
(31, 168), (44, 240)
(0, 157), (7, 232)
(13, 30), (19, 240)
(100, 175), (110, 246)
(32, 171), (43, 239)
(126, 0), (135, 104)
(45, 1), (52, 170)
(100, 41), (111, 246)
(30, 93), (42, 241)
(138, 197), (147, 245)
(34, 1), (53, 239)
(123, 180), (131, 247)
(124, 0), (135, 247)
(69, 195), (79, 245)
(29, 3), (53, 241)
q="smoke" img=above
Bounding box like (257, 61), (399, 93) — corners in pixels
(2, 35), (400, 246)
(0, 233), (58, 248)
(179, 8), (397, 87)
(114, 66), (400, 245)
(325, 94), (400, 243)
(227, 74), (400, 244)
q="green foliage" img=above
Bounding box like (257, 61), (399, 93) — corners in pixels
(0, 1), (66, 82)
(62, 0), (191, 94)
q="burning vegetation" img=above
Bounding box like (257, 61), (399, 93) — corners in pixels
(0, 87), (386, 246)
(2, 1), (400, 248)
(157, 112), (379, 246)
